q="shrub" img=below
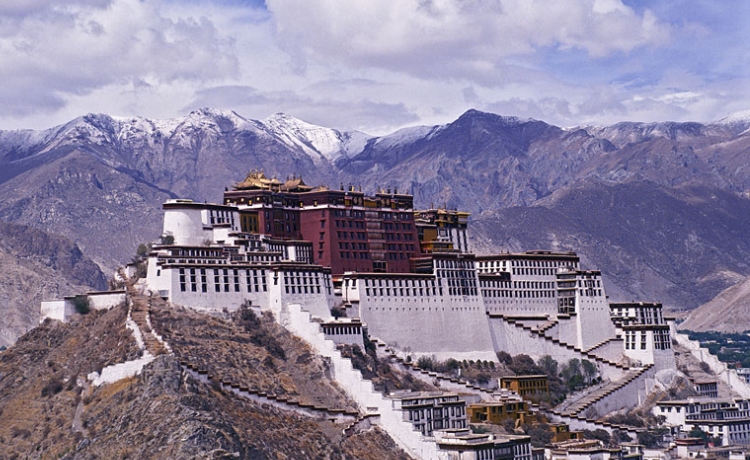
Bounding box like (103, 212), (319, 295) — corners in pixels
(475, 373), (491, 385)
(250, 330), (286, 360)
(239, 304), (260, 331)
(496, 351), (513, 366)
(41, 377), (64, 397)
(417, 356), (435, 371)
(73, 296), (90, 315)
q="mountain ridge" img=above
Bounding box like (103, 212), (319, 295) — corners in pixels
(1, 107), (749, 342)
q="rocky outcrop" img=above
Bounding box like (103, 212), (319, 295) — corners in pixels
(0, 220), (107, 347)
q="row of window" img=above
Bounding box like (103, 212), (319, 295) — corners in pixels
(178, 268), (267, 294)
(339, 242), (368, 250)
(334, 220), (365, 228)
(383, 222), (413, 230)
(366, 287), (439, 297)
(337, 231), (367, 240)
(363, 278), (435, 288)
(435, 259), (474, 269)
(482, 289), (556, 299)
(322, 325), (362, 336)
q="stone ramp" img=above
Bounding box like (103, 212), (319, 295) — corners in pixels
(127, 284), (168, 356)
(496, 315), (630, 371)
(554, 364), (653, 418)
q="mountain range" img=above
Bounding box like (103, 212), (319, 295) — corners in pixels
(2, 107), (750, 344)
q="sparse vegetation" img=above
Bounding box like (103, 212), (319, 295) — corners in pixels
(73, 295), (90, 315)
(684, 330), (750, 368)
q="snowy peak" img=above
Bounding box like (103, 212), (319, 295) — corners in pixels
(259, 113), (365, 163)
(716, 110), (750, 125)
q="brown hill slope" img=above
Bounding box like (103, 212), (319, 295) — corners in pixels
(0, 302), (408, 459)
(680, 276), (750, 332)
(0, 220), (106, 347)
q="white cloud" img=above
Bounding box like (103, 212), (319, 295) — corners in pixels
(0, 0), (237, 117)
(0, 0), (746, 134)
(266, 0), (670, 80)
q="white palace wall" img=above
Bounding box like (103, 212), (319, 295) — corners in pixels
(166, 267), (271, 312)
(487, 318), (626, 382)
(674, 330), (750, 399)
(587, 366), (658, 418)
(482, 297), (558, 317)
(587, 340), (625, 363)
(280, 303), (441, 459)
(543, 317), (579, 347)
(575, 296), (617, 351)
(358, 293), (497, 362)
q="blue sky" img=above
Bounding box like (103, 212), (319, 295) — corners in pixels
(0, 0), (747, 134)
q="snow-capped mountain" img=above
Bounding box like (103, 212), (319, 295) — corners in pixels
(2, 107), (750, 346)
(259, 112), (372, 164)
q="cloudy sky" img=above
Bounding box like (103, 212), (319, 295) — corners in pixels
(0, 0), (747, 134)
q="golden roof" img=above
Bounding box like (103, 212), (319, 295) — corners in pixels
(234, 170), (281, 190)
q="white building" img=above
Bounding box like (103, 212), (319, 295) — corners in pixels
(654, 398), (750, 446)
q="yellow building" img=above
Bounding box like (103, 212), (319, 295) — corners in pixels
(549, 423), (583, 443)
(467, 400), (536, 425)
(499, 375), (550, 400)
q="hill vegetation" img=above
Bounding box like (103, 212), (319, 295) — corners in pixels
(0, 298), (409, 459)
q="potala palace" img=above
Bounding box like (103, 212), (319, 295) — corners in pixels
(45, 171), (750, 459)
(146, 172), (675, 374)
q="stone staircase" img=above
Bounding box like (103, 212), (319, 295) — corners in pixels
(368, 337), (500, 397)
(181, 360), (359, 422)
(125, 281), (169, 357)
(535, 318), (559, 334)
(552, 364), (653, 418)
(497, 315), (630, 371)
(584, 337), (623, 354)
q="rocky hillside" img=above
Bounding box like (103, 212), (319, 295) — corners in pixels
(1, 107), (750, 337)
(0, 221), (106, 347)
(679, 276), (750, 332)
(0, 300), (408, 459)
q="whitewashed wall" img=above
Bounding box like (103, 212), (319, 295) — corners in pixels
(358, 294), (497, 362)
(40, 300), (74, 323)
(280, 303), (441, 459)
(488, 317), (626, 382)
(87, 291), (126, 310)
(674, 331), (750, 398)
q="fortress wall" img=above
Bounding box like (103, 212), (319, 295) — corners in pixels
(512, 318), (549, 329)
(546, 316), (579, 347)
(280, 303), (440, 459)
(587, 366), (658, 418)
(576, 297), (617, 350)
(359, 294), (497, 362)
(674, 332), (750, 399)
(653, 348), (676, 372)
(545, 413), (640, 440)
(87, 291), (126, 311)
(488, 318), (626, 381)
(164, 208), (210, 246)
(40, 300), (74, 323)
(588, 340), (624, 363)
(482, 297), (558, 317)
(88, 354), (155, 387)
(279, 291), (332, 319)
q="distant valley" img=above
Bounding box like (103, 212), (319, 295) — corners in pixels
(1, 108), (750, 344)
